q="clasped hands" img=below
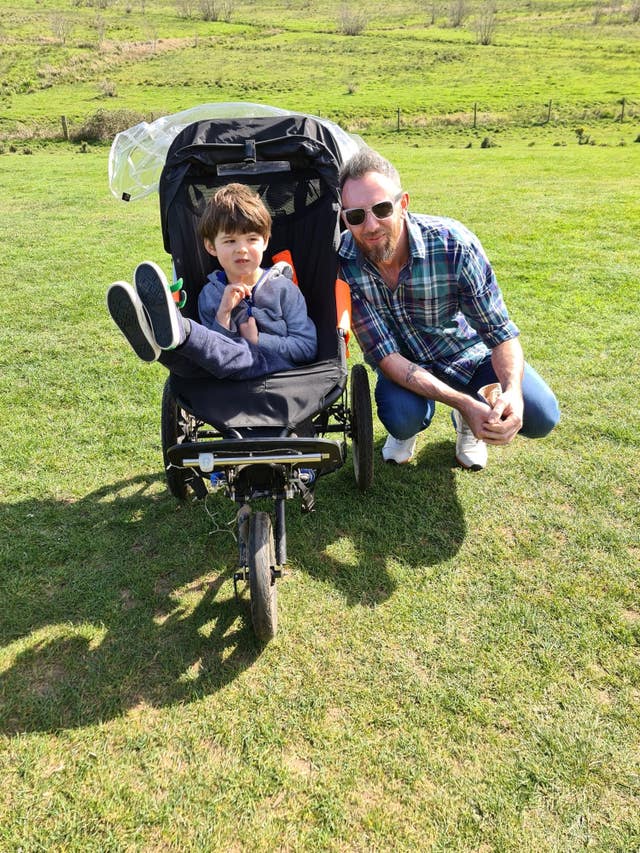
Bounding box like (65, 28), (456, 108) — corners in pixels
(461, 387), (524, 445)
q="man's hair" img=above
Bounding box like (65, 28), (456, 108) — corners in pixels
(199, 183), (272, 243)
(338, 148), (402, 193)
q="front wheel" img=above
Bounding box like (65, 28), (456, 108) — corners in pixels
(350, 363), (374, 492)
(248, 511), (278, 642)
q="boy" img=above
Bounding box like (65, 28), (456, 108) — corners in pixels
(107, 183), (317, 380)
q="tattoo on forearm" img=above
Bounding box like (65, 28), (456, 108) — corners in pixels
(405, 363), (419, 386)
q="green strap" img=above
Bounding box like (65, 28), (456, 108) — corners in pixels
(170, 277), (187, 309)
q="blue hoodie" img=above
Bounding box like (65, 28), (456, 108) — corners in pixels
(198, 261), (317, 368)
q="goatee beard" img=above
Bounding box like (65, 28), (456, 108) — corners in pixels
(363, 236), (395, 264)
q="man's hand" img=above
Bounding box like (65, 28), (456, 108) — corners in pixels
(379, 350), (524, 447)
(481, 387), (523, 444)
(482, 338), (525, 443)
(459, 389), (523, 445)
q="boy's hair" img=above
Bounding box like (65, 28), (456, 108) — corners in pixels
(199, 183), (272, 243)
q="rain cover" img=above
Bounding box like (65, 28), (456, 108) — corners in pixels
(108, 101), (363, 201)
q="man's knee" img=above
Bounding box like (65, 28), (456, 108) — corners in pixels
(521, 395), (560, 438)
(520, 365), (561, 439)
(374, 374), (434, 438)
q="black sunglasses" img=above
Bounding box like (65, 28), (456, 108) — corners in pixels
(341, 191), (403, 227)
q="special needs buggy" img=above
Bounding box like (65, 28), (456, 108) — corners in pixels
(109, 105), (374, 641)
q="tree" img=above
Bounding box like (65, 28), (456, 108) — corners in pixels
(51, 15), (73, 45)
(449, 0), (467, 28)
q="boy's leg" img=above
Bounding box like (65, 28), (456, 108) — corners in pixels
(133, 261), (292, 380)
(178, 320), (293, 380)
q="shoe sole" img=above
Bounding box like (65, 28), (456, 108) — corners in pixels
(107, 282), (158, 362)
(134, 261), (182, 349)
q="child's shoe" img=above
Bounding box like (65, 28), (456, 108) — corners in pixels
(134, 261), (186, 349)
(106, 281), (160, 362)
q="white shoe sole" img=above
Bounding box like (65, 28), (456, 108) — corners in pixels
(106, 281), (159, 362)
(134, 261), (183, 349)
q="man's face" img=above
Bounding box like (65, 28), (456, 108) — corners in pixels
(341, 171), (408, 264)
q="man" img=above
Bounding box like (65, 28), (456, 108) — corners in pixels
(338, 148), (559, 470)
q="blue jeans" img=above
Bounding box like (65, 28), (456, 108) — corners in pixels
(375, 356), (560, 440)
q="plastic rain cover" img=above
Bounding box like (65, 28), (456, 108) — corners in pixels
(108, 102), (364, 202)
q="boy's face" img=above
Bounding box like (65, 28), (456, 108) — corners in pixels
(205, 230), (268, 285)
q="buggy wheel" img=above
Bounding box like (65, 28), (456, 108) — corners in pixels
(248, 511), (278, 642)
(161, 377), (192, 500)
(350, 363), (374, 492)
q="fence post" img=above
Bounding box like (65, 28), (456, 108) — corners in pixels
(396, 108), (401, 132)
(619, 97), (626, 122)
(546, 99), (552, 123)
(61, 115), (69, 140)
(473, 102), (477, 128)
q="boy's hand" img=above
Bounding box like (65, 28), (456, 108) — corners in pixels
(216, 283), (252, 329)
(239, 316), (259, 345)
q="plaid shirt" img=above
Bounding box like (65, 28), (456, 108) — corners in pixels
(338, 213), (519, 385)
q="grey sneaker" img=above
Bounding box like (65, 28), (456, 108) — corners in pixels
(134, 261), (185, 349)
(381, 433), (417, 464)
(106, 281), (160, 362)
(452, 410), (487, 471)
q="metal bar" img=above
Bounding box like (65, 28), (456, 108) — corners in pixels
(181, 452), (330, 468)
(275, 498), (287, 566)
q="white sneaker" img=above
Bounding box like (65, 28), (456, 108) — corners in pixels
(381, 434), (417, 464)
(452, 410), (487, 471)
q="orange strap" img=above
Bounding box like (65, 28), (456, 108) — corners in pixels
(271, 249), (299, 286)
(271, 254), (352, 353)
(335, 278), (351, 350)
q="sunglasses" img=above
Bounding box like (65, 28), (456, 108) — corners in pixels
(341, 191), (403, 227)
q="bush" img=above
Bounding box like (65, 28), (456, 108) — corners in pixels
(70, 109), (147, 143)
(338, 5), (367, 35)
(449, 0), (468, 28)
(199, 0), (234, 21)
(476, 1), (496, 45)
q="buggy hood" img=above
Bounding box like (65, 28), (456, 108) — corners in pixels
(109, 102), (363, 202)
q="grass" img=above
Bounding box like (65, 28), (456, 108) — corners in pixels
(1, 0), (639, 144)
(0, 137), (638, 849)
(0, 0), (639, 848)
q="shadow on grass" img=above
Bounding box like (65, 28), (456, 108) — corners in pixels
(290, 438), (466, 606)
(0, 441), (464, 733)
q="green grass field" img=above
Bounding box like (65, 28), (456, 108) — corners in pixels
(1, 1), (639, 850)
(1, 0), (639, 144)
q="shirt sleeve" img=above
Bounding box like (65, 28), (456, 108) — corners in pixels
(349, 285), (401, 366)
(456, 237), (520, 348)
